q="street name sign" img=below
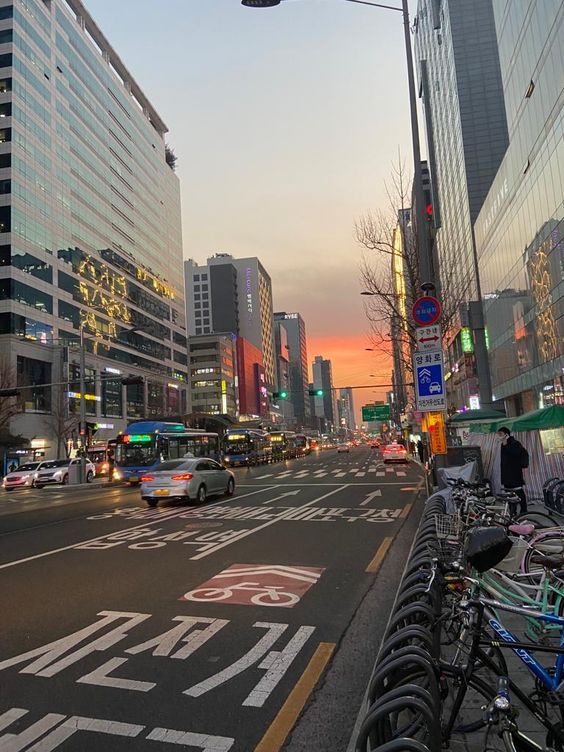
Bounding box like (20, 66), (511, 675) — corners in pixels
(413, 349), (446, 411)
(415, 324), (441, 352)
(412, 296), (441, 327)
(362, 404), (390, 421)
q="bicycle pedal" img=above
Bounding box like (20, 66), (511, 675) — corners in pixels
(546, 689), (564, 706)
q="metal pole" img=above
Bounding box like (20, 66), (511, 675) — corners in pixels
(79, 326), (86, 484)
(400, 0), (433, 290)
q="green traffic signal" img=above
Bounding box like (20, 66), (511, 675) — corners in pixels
(308, 388), (324, 397)
(273, 391), (288, 399)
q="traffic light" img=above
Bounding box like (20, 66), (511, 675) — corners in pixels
(121, 375), (144, 386)
(273, 391), (288, 399)
(308, 388), (324, 397)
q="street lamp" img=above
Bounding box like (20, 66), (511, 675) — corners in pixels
(242, 0), (434, 290)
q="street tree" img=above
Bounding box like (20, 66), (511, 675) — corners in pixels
(356, 160), (472, 379)
(0, 355), (21, 436)
(44, 385), (79, 458)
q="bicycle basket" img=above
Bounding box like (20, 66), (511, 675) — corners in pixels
(434, 513), (460, 541)
(494, 536), (528, 573)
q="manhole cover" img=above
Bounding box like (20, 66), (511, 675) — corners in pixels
(184, 521), (224, 530)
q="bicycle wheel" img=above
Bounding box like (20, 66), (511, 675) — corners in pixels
(517, 511), (560, 529)
(521, 531), (564, 580)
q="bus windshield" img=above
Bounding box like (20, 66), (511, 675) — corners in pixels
(116, 440), (156, 467)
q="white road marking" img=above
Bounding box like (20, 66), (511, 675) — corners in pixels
(397, 471), (406, 476)
(356, 472), (366, 478)
(335, 472), (346, 478)
(313, 472), (328, 478)
(77, 656), (156, 692)
(243, 626), (315, 707)
(0, 487), (276, 571)
(261, 489), (301, 505)
(255, 474), (273, 479)
(190, 486), (349, 560)
(145, 727), (234, 750)
(360, 490), (383, 506)
(376, 472), (385, 477)
(126, 616), (228, 660)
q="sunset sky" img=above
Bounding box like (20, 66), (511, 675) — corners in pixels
(87, 0), (414, 417)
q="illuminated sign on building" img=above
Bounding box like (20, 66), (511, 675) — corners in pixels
(460, 328), (474, 353)
(245, 267), (253, 319)
(68, 391), (101, 402)
(284, 313), (298, 320)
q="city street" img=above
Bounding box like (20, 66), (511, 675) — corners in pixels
(0, 446), (423, 752)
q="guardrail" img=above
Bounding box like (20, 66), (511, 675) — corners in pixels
(354, 494), (446, 752)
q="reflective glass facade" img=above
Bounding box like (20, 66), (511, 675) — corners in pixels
(0, 0), (186, 445)
(475, 0), (564, 413)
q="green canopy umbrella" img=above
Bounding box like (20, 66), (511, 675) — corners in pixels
(470, 404), (564, 433)
(449, 408), (506, 424)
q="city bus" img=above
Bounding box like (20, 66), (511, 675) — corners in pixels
(294, 434), (310, 456)
(222, 429), (272, 466)
(270, 431), (297, 461)
(114, 421), (221, 484)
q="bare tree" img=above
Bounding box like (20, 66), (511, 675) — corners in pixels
(0, 355), (21, 438)
(43, 386), (78, 458)
(356, 159), (472, 379)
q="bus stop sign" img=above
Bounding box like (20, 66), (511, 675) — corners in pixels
(412, 296), (441, 326)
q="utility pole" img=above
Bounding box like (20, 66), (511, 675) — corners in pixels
(78, 325), (87, 484)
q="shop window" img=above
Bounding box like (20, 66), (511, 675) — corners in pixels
(102, 376), (122, 418)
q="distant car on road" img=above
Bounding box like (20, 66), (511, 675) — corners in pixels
(429, 382), (441, 394)
(382, 443), (409, 464)
(34, 458), (96, 487)
(2, 462), (47, 491)
(337, 444), (350, 453)
(140, 458), (235, 507)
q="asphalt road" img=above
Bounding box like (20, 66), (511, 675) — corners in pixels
(0, 446), (424, 752)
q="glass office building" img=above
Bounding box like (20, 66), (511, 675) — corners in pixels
(0, 0), (186, 452)
(475, 1), (563, 414)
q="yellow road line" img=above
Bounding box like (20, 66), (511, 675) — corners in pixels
(254, 642), (335, 752)
(365, 536), (393, 573)
(399, 502), (413, 519)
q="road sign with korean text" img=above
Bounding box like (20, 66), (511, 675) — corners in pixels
(415, 324), (441, 352)
(412, 296), (441, 326)
(413, 349), (446, 411)
(362, 404), (390, 421)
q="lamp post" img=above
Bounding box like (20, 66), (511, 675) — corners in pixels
(242, 0), (434, 291)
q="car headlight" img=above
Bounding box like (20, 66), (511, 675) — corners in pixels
(112, 470), (122, 480)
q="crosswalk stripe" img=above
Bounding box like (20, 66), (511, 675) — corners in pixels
(256, 474), (273, 479)
(335, 472), (346, 478)
(376, 472), (385, 477)
(396, 471), (406, 476)
(356, 472), (366, 477)
(315, 472), (328, 477)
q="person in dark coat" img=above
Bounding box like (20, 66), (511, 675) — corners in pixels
(498, 426), (527, 516)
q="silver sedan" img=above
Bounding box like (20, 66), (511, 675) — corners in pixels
(140, 458), (235, 507)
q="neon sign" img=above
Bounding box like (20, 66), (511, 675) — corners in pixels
(122, 434), (152, 443)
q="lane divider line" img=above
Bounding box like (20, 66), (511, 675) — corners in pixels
(399, 503), (413, 519)
(365, 536), (394, 573)
(254, 642), (336, 752)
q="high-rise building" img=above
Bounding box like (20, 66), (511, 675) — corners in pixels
(188, 333), (238, 418)
(312, 356), (338, 434)
(273, 312), (310, 428)
(184, 254), (277, 391)
(237, 337), (268, 418)
(1, 0), (186, 453)
(415, 0), (509, 410)
(474, 1), (564, 415)
(338, 387), (355, 432)
(273, 318), (294, 425)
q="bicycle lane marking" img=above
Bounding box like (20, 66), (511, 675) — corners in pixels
(0, 486), (279, 571)
(189, 486), (349, 561)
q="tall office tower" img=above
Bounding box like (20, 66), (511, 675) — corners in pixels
(184, 254), (277, 391)
(312, 356), (338, 434)
(1, 0), (186, 456)
(273, 318), (294, 425)
(338, 387), (356, 432)
(474, 1), (564, 416)
(415, 0), (509, 410)
(273, 312), (310, 428)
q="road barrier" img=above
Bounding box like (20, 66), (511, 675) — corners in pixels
(354, 495), (446, 752)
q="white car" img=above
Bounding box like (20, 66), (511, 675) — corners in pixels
(382, 443), (409, 464)
(35, 458), (96, 487)
(429, 382), (441, 394)
(141, 458), (235, 507)
(2, 462), (47, 491)
(337, 444), (350, 453)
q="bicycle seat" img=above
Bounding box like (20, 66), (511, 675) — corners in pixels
(530, 553), (564, 570)
(508, 523), (535, 536)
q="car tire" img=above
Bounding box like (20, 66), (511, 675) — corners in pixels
(225, 478), (235, 497)
(146, 498), (158, 508)
(62, 474), (69, 485)
(4, 487), (13, 492)
(197, 485), (207, 504)
(86, 470), (94, 483)
(35, 484), (43, 490)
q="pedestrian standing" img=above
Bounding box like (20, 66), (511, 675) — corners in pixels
(409, 440), (416, 457)
(107, 448), (115, 483)
(417, 440), (424, 463)
(498, 426), (529, 516)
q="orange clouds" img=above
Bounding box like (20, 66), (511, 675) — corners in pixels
(307, 334), (392, 413)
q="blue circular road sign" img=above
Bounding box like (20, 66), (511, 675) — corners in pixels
(412, 296), (441, 326)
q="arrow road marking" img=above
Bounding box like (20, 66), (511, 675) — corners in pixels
(262, 489), (302, 505)
(360, 490), (382, 506)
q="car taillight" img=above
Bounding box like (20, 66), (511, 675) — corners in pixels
(140, 475), (155, 482)
(171, 473), (193, 481)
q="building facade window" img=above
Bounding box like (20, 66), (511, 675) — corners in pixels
(17, 355), (51, 412)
